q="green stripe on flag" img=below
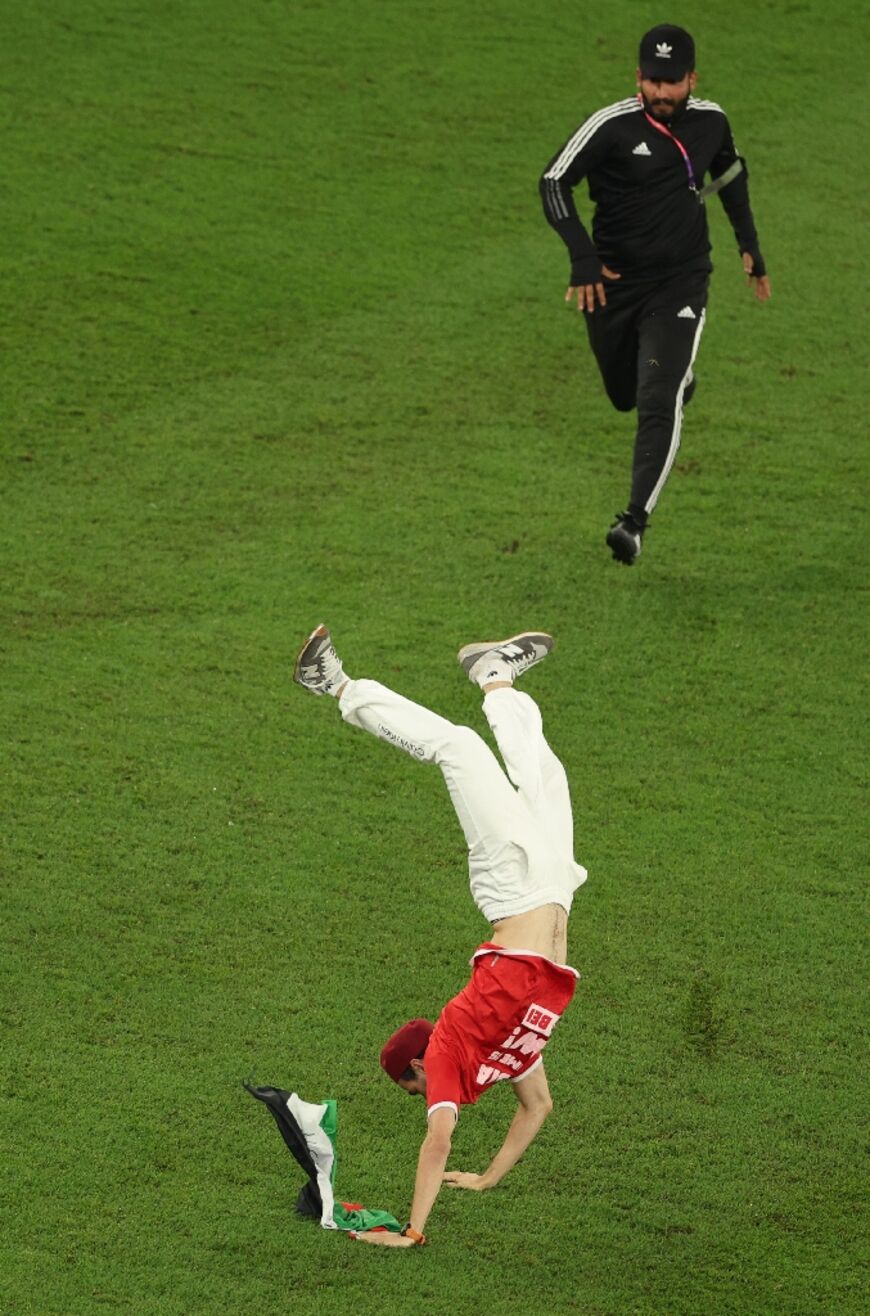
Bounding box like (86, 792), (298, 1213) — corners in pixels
(317, 1099), (401, 1233)
(333, 1203), (402, 1233)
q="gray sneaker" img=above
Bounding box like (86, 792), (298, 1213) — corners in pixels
(293, 624), (347, 696)
(457, 632), (554, 685)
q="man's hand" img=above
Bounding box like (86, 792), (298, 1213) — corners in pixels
(565, 265), (621, 313)
(354, 1231), (418, 1247)
(443, 1171), (489, 1191)
(742, 251), (771, 301)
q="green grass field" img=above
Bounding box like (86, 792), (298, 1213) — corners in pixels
(2, 1), (867, 1312)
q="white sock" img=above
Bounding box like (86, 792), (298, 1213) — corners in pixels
(470, 655), (513, 688)
(329, 669), (350, 698)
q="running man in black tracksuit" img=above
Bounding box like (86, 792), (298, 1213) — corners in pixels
(540, 25), (771, 565)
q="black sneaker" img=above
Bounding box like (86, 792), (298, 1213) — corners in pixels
(606, 512), (645, 566)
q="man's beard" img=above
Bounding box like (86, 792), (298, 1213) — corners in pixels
(642, 91), (691, 124)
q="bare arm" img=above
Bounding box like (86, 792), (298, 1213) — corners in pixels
(355, 1107), (455, 1247)
(443, 1063), (553, 1191)
(408, 1107), (455, 1227)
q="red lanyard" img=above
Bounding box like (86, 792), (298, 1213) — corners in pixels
(638, 93), (698, 192)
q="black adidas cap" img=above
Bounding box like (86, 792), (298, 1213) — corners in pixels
(639, 25), (695, 80)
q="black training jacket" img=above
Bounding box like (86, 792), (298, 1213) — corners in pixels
(540, 95), (763, 285)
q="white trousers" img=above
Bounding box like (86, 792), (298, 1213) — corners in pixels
(339, 680), (587, 923)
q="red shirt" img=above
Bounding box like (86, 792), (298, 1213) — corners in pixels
(424, 944), (579, 1118)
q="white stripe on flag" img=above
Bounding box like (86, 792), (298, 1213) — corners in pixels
(287, 1093), (337, 1230)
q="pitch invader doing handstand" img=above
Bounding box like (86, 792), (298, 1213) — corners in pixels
(294, 624), (587, 1246)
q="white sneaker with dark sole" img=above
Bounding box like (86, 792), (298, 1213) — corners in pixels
(293, 624), (347, 696)
(457, 632), (554, 685)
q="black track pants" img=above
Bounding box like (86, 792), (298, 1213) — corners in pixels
(584, 270), (709, 515)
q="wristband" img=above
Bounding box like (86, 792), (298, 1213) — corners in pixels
(400, 1225), (426, 1245)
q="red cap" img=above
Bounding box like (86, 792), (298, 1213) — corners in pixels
(380, 1018), (434, 1082)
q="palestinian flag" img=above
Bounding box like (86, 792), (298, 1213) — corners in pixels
(245, 1083), (402, 1234)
